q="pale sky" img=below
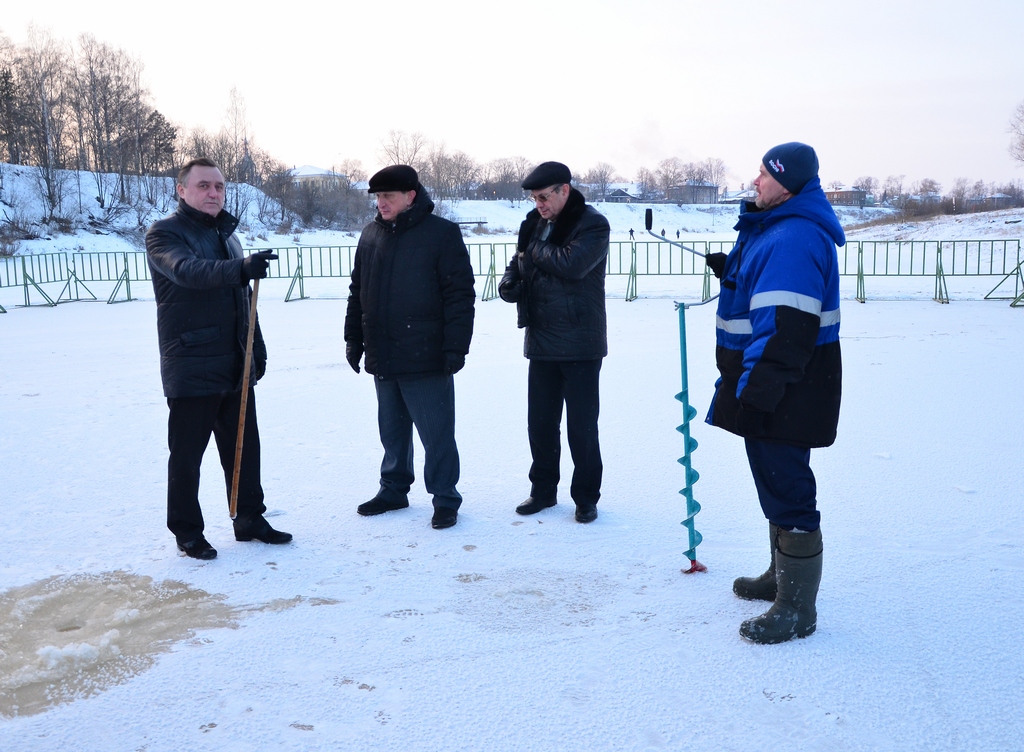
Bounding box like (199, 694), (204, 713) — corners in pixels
(4, 0), (1023, 191)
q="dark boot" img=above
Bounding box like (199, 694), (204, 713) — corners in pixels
(516, 497), (556, 515)
(177, 536), (217, 560)
(739, 527), (822, 645)
(357, 495), (409, 516)
(732, 523), (781, 601)
(234, 515), (293, 544)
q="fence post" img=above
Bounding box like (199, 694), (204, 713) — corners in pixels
(21, 257), (57, 307)
(106, 253), (136, 304)
(56, 258), (97, 304)
(625, 242), (637, 301)
(933, 243), (949, 304)
(285, 248), (306, 302)
(481, 245), (498, 301)
(856, 242), (866, 303)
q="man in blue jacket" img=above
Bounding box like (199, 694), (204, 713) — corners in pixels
(706, 143), (843, 644)
(344, 165), (475, 530)
(499, 162), (610, 524)
(147, 158), (290, 560)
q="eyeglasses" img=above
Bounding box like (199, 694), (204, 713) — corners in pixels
(528, 185), (564, 204)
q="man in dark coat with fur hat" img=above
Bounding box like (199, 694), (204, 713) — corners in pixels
(498, 162), (610, 523)
(344, 165), (475, 530)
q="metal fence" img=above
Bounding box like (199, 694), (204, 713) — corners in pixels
(3, 238), (1023, 310)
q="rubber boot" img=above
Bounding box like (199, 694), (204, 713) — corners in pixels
(739, 527), (822, 644)
(732, 523), (781, 601)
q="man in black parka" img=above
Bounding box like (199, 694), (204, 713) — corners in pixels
(344, 165), (475, 530)
(146, 158), (290, 560)
(499, 162), (610, 523)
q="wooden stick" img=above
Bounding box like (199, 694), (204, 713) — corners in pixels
(229, 277), (260, 520)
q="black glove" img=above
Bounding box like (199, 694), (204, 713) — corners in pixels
(735, 403), (768, 437)
(241, 251), (278, 282)
(346, 342), (363, 373)
(253, 358), (266, 382)
(444, 352), (465, 375)
(705, 252), (727, 279)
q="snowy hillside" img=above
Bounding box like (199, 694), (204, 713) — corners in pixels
(6, 163), (1022, 261)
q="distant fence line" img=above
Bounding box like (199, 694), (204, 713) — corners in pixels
(2, 239), (1023, 312)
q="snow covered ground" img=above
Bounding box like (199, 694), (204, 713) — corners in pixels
(2, 266), (1023, 749)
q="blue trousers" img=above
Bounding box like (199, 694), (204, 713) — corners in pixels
(744, 438), (819, 531)
(527, 359), (603, 506)
(375, 373), (462, 509)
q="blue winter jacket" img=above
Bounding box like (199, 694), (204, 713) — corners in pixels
(706, 177), (844, 448)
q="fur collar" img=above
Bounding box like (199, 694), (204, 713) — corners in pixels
(518, 188), (588, 250)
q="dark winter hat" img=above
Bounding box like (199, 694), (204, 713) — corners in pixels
(761, 142), (819, 194)
(368, 164), (418, 193)
(521, 161), (572, 191)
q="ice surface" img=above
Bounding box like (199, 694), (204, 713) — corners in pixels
(0, 571), (235, 717)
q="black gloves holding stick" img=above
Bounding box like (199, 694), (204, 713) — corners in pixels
(241, 251), (278, 282)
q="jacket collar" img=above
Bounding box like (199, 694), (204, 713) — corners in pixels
(374, 184), (435, 232)
(521, 187), (589, 247)
(733, 177), (845, 246)
(177, 198), (239, 235)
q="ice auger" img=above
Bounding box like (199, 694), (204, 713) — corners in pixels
(645, 209), (715, 573)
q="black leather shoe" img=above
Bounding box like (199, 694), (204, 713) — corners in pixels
(574, 504), (598, 524)
(431, 507), (458, 529)
(357, 496), (410, 516)
(234, 516), (293, 544)
(177, 536), (217, 560)
(516, 497), (557, 515)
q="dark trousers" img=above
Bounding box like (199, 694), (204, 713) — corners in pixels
(528, 359), (603, 506)
(744, 438), (819, 531)
(166, 389), (266, 542)
(375, 373), (462, 509)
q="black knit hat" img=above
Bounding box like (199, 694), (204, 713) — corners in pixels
(762, 142), (819, 194)
(368, 164), (418, 193)
(521, 161), (572, 191)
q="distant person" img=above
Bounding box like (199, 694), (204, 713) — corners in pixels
(660, 228), (665, 237)
(344, 165), (475, 530)
(706, 142), (843, 644)
(498, 161), (610, 523)
(676, 230), (680, 239)
(146, 157), (290, 560)
(629, 228), (634, 240)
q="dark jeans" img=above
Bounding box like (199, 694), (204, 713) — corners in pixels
(744, 438), (819, 531)
(166, 389), (266, 542)
(528, 359), (603, 506)
(375, 373), (462, 509)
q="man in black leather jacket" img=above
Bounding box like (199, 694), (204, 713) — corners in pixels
(146, 158), (290, 560)
(499, 162), (610, 523)
(344, 165), (475, 530)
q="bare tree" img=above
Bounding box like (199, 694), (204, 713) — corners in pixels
(582, 162), (617, 201)
(338, 158), (367, 183)
(702, 157), (728, 192)
(379, 130), (427, 171)
(914, 178), (941, 196)
(447, 151), (479, 200)
(949, 177), (970, 212)
(853, 176), (877, 197)
(656, 157), (684, 194)
(882, 174), (905, 204)
(1010, 100), (1024, 165)
(635, 166), (658, 200)
(21, 28), (73, 219)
